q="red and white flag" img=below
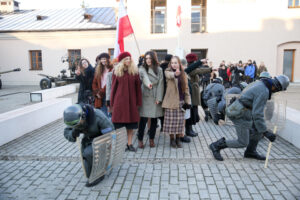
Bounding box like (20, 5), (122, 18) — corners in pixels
(176, 4), (182, 28)
(114, 0), (134, 58)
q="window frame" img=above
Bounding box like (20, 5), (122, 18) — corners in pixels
(108, 48), (114, 61)
(29, 50), (43, 70)
(151, 0), (167, 34)
(191, 0), (207, 33)
(152, 49), (168, 63)
(68, 49), (81, 69)
(191, 49), (208, 60)
(288, 0), (300, 8)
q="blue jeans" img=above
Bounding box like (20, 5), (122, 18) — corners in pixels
(100, 96), (111, 119)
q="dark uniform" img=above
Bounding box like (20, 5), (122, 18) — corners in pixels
(64, 104), (114, 186)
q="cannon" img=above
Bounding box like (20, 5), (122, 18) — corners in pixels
(38, 56), (80, 90)
(0, 68), (21, 89)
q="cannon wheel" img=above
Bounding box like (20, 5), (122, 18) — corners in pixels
(40, 78), (52, 90)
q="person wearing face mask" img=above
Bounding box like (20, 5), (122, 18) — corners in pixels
(110, 52), (142, 152)
(209, 75), (290, 161)
(76, 58), (95, 104)
(162, 56), (191, 148)
(92, 53), (113, 118)
(137, 51), (164, 148)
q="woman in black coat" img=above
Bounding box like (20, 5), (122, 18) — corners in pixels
(76, 58), (95, 104)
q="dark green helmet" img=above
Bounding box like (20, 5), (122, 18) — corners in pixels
(63, 104), (83, 127)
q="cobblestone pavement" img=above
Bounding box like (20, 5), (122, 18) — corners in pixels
(0, 111), (300, 200)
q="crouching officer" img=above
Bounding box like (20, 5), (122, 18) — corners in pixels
(201, 77), (225, 123)
(209, 75), (289, 161)
(63, 103), (114, 187)
(217, 82), (248, 123)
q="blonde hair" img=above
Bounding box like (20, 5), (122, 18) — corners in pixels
(114, 58), (138, 77)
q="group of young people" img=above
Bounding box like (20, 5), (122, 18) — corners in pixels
(73, 51), (214, 152)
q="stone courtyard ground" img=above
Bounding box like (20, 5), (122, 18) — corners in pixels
(0, 84), (300, 199)
(0, 112), (299, 200)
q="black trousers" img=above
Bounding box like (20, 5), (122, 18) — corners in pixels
(138, 117), (157, 140)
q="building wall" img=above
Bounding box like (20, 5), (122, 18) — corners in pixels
(0, 0), (300, 85)
(0, 31), (115, 85)
(126, 0), (300, 80)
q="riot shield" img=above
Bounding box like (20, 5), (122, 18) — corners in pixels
(225, 94), (241, 125)
(88, 127), (127, 184)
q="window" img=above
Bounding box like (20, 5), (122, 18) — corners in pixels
(1, 2), (7, 5)
(151, 0), (167, 33)
(288, 0), (300, 8)
(152, 49), (167, 62)
(191, 49), (208, 60)
(191, 0), (207, 33)
(68, 49), (81, 69)
(29, 50), (42, 70)
(108, 48), (114, 60)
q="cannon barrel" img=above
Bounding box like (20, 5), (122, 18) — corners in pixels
(0, 68), (21, 75)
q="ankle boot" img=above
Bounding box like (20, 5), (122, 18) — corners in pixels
(190, 126), (198, 136)
(138, 140), (144, 149)
(186, 124), (197, 137)
(209, 137), (227, 161)
(170, 135), (176, 148)
(149, 139), (155, 148)
(176, 135), (182, 148)
(244, 139), (266, 160)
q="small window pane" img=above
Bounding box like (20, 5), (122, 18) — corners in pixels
(295, 0), (299, 6)
(288, 0), (294, 6)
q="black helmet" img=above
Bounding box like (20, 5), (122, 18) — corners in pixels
(273, 75), (290, 91)
(63, 104), (84, 127)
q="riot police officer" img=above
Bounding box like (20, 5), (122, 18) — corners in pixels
(209, 75), (289, 161)
(217, 82), (248, 124)
(201, 77), (225, 123)
(63, 103), (114, 187)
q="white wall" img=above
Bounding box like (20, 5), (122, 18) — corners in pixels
(0, 0), (300, 85)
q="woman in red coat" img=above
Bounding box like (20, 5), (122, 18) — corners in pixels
(92, 53), (113, 118)
(110, 52), (142, 152)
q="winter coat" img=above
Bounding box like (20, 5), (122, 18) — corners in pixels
(185, 60), (212, 106)
(162, 67), (191, 109)
(202, 82), (225, 105)
(227, 80), (269, 132)
(110, 71), (142, 123)
(139, 66), (164, 118)
(92, 68), (113, 108)
(218, 67), (228, 82)
(76, 65), (95, 103)
(244, 64), (256, 79)
(160, 62), (169, 98)
(106, 71), (113, 102)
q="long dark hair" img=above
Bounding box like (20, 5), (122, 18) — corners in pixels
(168, 56), (187, 94)
(143, 51), (159, 75)
(78, 58), (91, 76)
(95, 58), (112, 79)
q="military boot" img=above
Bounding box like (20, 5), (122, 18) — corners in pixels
(244, 139), (266, 160)
(209, 137), (227, 161)
(186, 124), (197, 137)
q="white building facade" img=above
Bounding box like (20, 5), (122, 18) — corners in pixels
(0, 0), (300, 85)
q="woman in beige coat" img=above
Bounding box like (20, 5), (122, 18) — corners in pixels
(162, 56), (191, 148)
(138, 51), (164, 148)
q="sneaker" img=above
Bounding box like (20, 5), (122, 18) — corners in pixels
(85, 175), (105, 187)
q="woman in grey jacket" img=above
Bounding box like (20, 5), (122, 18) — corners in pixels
(137, 51), (164, 148)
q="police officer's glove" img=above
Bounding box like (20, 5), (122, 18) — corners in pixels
(72, 129), (80, 138)
(263, 130), (276, 142)
(182, 103), (191, 110)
